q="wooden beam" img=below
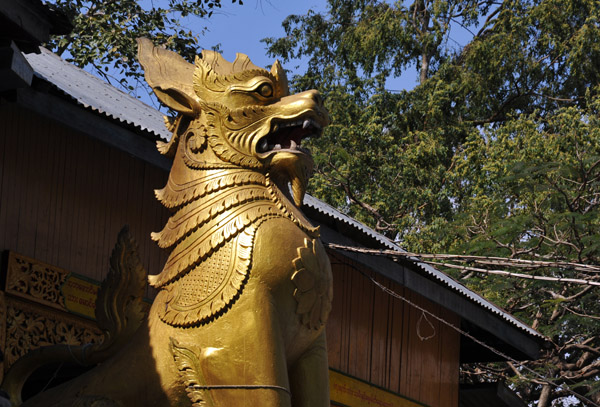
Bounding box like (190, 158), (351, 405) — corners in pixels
(0, 41), (33, 91)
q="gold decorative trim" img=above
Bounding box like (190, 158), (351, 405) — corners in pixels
(4, 296), (102, 370)
(6, 252), (102, 320)
(151, 202), (278, 288)
(292, 239), (333, 330)
(154, 169), (266, 209)
(159, 226), (256, 326)
(170, 338), (213, 407)
(6, 252), (69, 311)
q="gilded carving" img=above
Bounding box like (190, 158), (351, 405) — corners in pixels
(159, 226), (256, 325)
(3, 297), (102, 370)
(5, 40), (334, 407)
(93, 226), (149, 355)
(292, 238), (334, 330)
(1, 228), (149, 406)
(170, 338), (213, 407)
(6, 253), (68, 310)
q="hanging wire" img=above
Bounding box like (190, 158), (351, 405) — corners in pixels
(329, 255), (600, 407)
(325, 243), (600, 286)
(416, 311), (436, 341)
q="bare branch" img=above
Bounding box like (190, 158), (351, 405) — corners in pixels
(325, 243), (600, 286)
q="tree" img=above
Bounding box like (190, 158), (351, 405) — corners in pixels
(453, 99), (600, 406)
(44, 0), (243, 97)
(264, 0), (600, 405)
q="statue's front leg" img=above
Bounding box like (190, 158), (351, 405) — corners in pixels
(169, 284), (293, 407)
(288, 332), (330, 407)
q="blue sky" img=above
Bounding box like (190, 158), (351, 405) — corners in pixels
(194, 0), (489, 92)
(198, 0), (326, 70)
(131, 0), (475, 104)
(193, 0), (422, 92)
(130, 0), (331, 107)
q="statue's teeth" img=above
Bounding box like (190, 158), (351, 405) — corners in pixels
(274, 144), (282, 150)
(302, 119), (310, 129)
(290, 139), (297, 149)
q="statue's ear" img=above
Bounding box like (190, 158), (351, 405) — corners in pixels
(137, 38), (200, 116)
(151, 86), (199, 116)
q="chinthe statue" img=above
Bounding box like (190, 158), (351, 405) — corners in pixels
(3, 39), (333, 406)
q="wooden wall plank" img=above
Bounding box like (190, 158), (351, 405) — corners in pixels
(418, 301), (441, 407)
(0, 105), (20, 252)
(0, 105), (5, 221)
(324, 256), (460, 407)
(16, 105), (38, 257)
(399, 287), (413, 399)
(325, 262), (344, 370)
(25, 105), (45, 258)
(33, 118), (54, 264)
(48, 115), (68, 268)
(139, 164), (152, 278)
(388, 281), (404, 394)
(369, 272), (389, 388)
(0, 104), (171, 288)
(86, 133), (106, 278)
(340, 257), (352, 373)
(71, 130), (88, 275)
(438, 307), (460, 407)
(347, 262), (372, 381)
(57, 120), (76, 272)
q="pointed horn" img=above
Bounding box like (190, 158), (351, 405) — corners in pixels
(271, 60), (289, 97)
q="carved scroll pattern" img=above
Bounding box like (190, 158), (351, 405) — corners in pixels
(4, 297), (102, 370)
(6, 252), (68, 310)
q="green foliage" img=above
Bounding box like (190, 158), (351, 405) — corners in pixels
(265, 0), (600, 405)
(45, 0), (242, 94)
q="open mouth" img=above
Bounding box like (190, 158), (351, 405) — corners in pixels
(256, 117), (323, 155)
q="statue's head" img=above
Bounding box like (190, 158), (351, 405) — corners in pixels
(137, 38), (329, 206)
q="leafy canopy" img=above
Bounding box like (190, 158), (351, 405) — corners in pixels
(45, 0), (243, 95)
(264, 0), (600, 406)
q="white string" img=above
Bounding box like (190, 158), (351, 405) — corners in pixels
(329, 256), (600, 407)
(365, 269), (600, 407)
(416, 311), (436, 341)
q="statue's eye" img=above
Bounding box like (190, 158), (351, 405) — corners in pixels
(257, 83), (273, 98)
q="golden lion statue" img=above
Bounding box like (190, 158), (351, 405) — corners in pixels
(3, 39), (333, 407)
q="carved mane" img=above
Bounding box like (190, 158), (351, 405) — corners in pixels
(137, 38), (319, 327)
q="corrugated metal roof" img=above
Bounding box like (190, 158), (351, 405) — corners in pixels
(22, 47), (543, 342)
(303, 194), (545, 340)
(23, 47), (170, 140)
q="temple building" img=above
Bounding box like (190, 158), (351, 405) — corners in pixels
(0, 1), (546, 406)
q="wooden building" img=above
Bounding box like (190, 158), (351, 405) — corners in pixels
(0, 2), (545, 406)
